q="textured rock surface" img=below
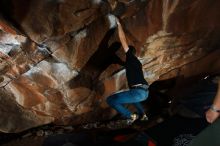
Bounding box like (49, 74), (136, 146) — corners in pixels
(0, 0), (220, 132)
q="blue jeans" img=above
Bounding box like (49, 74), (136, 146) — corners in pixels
(107, 88), (149, 118)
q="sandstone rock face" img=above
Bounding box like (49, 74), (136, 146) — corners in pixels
(0, 0), (220, 132)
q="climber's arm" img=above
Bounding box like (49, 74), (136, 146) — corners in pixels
(116, 19), (129, 53)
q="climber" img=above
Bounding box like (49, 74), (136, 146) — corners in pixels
(106, 17), (149, 124)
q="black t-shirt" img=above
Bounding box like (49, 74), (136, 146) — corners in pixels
(124, 48), (148, 88)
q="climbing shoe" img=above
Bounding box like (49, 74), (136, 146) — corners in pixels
(126, 113), (139, 125)
(139, 114), (149, 121)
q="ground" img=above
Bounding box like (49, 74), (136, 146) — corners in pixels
(1, 116), (162, 146)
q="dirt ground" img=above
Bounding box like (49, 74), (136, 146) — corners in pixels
(0, 115), (162, 146)
(2, 136), (44, 146)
